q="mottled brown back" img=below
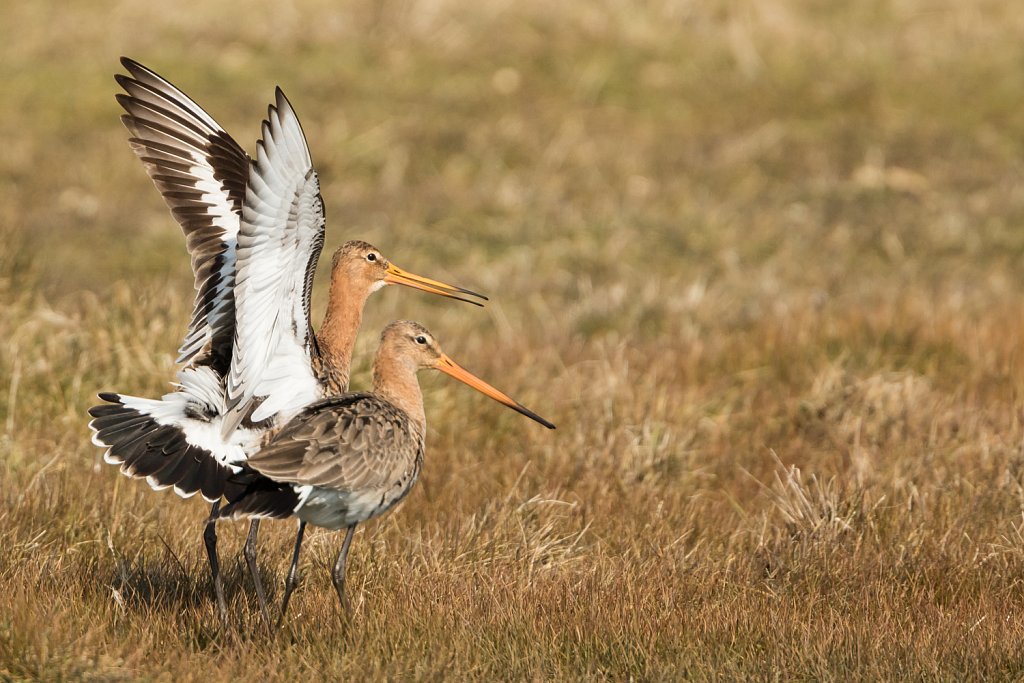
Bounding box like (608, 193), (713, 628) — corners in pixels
(246, 393), (424, 493)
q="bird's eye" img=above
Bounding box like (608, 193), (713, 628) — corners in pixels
(366, 253), (377, 262)
(414, 335), (427, 345)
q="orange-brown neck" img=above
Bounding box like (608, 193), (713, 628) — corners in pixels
(372, 347), (426, 438)
(315, 271), (374, 393)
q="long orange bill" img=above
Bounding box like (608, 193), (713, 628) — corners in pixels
(435, 355), (556, 430)
(384, 263), (488, 307)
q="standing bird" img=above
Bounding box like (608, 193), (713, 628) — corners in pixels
(88, 58), (486, 625)
(212, 321), (555, 622)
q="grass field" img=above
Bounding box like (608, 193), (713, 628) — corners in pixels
(6, 0), (1024, 679)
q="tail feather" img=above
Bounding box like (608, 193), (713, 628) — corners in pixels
(176, 460), (206, 501)
(147, 440), (196, 486)
(88, 402), (129, 419)
(203, 454), (247, 501)
(88, 391), (242, 503)
(212, 473), (299, 522)
(127, 451), (170, 481)
(146, 426), (184, 455)
(90, 412), (155, 439)
(112, 424), (161, 462)
(159, 429), (189, 457)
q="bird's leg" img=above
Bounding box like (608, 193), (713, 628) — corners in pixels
(277, 521), (307, 629)
(204, 501), (228, 627)
(332, 524), (357, 614)
(242, 519), (272, 631)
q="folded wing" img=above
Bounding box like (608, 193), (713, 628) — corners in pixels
(245, 394), (420, 492)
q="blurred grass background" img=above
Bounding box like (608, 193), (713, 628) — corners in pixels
(5, 0), (1024, 679)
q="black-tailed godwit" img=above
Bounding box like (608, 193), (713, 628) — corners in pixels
(211, 321), (554, 624)
(88, 59), (485, 626)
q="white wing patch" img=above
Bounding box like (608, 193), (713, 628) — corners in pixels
(223, 88), (326, 436)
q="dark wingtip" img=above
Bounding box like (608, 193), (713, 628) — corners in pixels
(118, 57), (149, 79)
(89, 393), (122, 418)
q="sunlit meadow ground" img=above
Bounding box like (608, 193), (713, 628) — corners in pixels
(5, 0), (1024, 679)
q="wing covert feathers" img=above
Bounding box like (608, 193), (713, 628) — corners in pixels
(245, 394), (423, 493)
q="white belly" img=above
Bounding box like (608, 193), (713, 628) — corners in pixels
(293, 486), (390, 530)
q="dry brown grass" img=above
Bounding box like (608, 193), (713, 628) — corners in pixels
(6, 0), (1024, 679)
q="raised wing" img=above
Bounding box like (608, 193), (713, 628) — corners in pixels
(245, 394), (422, 492)
(223, 88), (326, 436)
(115, 57), (250, 375)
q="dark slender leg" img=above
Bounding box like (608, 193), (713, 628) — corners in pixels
(242, 519), (272, 631)
(204, 501), (228, 626)
(277, 521), (307, 628)
(332, 524), (358, 614)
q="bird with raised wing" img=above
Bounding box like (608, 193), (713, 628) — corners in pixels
(87, 58), (486, 626)
(211, 321), (555, 623)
